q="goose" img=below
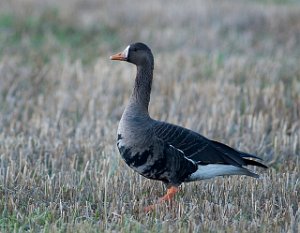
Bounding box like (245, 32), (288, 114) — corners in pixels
(110, 42), (267, 211)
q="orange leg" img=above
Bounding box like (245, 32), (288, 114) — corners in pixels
(144, 186), (178, 212)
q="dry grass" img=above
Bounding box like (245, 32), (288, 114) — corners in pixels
(0, 0), (299, 232)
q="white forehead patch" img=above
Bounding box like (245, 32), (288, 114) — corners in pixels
(122, 45), (130, 58)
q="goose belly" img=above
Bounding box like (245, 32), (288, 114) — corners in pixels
(116, 134), (168, 181)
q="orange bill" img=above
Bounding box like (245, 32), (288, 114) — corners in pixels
(110, 52), (126, 61)
(110, 45), (130, 61)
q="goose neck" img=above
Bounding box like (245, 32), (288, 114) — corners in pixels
(129, 65), (153, 114)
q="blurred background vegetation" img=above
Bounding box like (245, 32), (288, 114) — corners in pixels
(0, 0), (299, 232)
(0, 0), (299, 64)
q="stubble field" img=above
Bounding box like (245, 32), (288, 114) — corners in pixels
(0, 0), (299, 232)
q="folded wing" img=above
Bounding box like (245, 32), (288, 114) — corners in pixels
(153, 120), (267, 169)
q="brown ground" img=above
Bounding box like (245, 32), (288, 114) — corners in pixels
(0, 0), (299, 232)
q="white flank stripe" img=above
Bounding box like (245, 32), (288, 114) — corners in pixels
(189, 164), (249, 181)
(169, 144), (184, 154)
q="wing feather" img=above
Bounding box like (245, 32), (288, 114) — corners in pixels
(153, 120), (267, 168)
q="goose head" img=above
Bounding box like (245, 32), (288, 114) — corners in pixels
(110, 42), (154, 69)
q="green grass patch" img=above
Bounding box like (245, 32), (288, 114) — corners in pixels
(0, 9), (120, 64)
